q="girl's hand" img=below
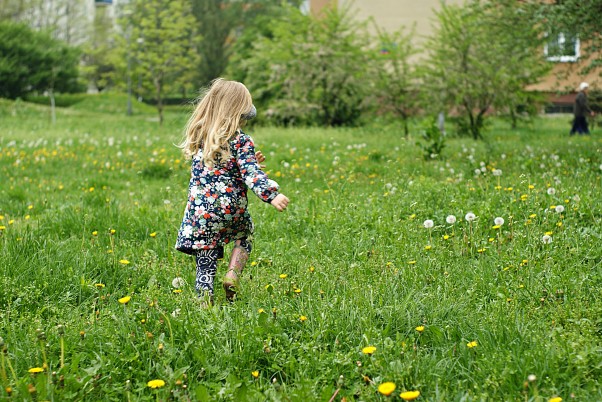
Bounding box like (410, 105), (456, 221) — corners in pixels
(255, 151), (266, 168)
(270, 194), (289, 212)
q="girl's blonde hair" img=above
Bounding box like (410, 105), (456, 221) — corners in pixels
(179, 78), (253, 166)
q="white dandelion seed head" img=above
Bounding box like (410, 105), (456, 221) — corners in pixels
(555, 205), (565, 213)
(474, 169), (481, 175)
(446, 215), (457, 224)
(542, 235), (552, 244)
(465, 212), (476, 222)
(423, 219), (434, 229)
(494, 217), (505, 226)
(492, 169), (502, 177)
(172, 277), (185, 288)
(547, 187), (556, 195)
(480, 166), (487, 173)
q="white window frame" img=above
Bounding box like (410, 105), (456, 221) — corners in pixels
(544, 32), (580, 63)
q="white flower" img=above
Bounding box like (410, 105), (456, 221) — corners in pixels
(465, 212), (476, 222)
(542, 235), (552, 244)
(494, 217), (504, 226)
(492, 169), (502, 177)
(547, 187), (556, 195)
(182, 225), (193, 237)
(474, 169), (481, 175)
(423, 219), (434, 229)
(172, 277), (185, 288)
(528, 374), (537, 382)
(555, 205), (565, 213)
(446, 215), (457, 224)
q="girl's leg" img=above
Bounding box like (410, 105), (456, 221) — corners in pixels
(195, 248), (222, 306)
(223, 238), (252, 302)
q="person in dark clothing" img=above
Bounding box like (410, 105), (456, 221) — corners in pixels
(570, 82), (595, 135)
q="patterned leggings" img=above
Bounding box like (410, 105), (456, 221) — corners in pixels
(195, 239), (252, 296)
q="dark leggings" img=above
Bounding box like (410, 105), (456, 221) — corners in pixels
(195, 239), (252, 296)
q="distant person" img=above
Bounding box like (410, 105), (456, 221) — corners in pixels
(175, 78), (289, 306)
(570, 82), (595, 135)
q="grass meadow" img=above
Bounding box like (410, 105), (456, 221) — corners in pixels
(0, 96), (601, 401)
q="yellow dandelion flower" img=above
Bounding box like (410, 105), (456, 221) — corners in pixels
(556, 222), (563, 227)
(309, 266), (315, 272)
(172, 289), (182, 294)
(149, 232), (157, 238)
(443, 235), (450, 240)
(528, 184), (535, 189)
(258, 308), (265, 314)
(424, 245), (432, 251)
(92, 231), (98, 236)
(95, 283), (105, 289)
(250, 261), (257, 266)
(293, 288), (302, 294)
(400, 390), (421, 401)
(548, 397), (562, 402)
(8, 220), (14, 225)
(378, 382), (396, 396)
(529, 214), (537, 218)
(251, 371), (259, 378)
(118, 296), (131, 304)
(488, 238), (495, 242)
(0, 215), (4, 220)
(362, 346), (376, 355)
(28, 205), (33, 210)
(408, 260), (416, 265)
(147, 379), (165, 389)
(24, 215), (30, 220)
(545, 231), (553, 236)
(119, 259), (130, 265)
(28, 367), (44, 374)
(299, 315), (307, 322)
(110, 229), (116, 235)
(492, 225), (501, 230)
(89, 187), (95, 192)
(467, 341), (478, 348)
(0, 226), (6, 230)
(415, 326), (425, 333)
(477, 248), (486, 253)
(279, 274), (287, 279)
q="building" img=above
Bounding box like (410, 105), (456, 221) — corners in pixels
(309, 0), (600, 111)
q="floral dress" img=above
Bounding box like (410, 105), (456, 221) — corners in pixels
(175, 131), (280, 255)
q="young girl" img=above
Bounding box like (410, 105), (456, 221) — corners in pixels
(175, 78), (289, 304)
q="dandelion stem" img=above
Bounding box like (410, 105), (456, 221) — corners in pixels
(0, 352), (7, 385)
(60, 337), (65, 369)
(4, 352), (17, 384)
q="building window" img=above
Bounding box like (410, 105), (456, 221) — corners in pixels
(544, 32), (579, 62)
(300, 0), (310, 15)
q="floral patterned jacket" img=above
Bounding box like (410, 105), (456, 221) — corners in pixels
(175, 131), (279, 254)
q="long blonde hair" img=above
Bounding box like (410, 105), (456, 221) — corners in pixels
(180, 78), (253, 166)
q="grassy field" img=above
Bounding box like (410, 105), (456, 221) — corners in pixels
(0, 96), (601, 401)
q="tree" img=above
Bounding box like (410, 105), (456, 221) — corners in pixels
(191, 0), (303, 87)
(0, 22), (80, 100)
(233, 4), (373, 126)
(370, 26), (418, 137)
(421, 1), (549, 139)
(116, 0), (198, 124)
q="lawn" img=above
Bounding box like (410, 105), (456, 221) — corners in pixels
(0, 96), (601, 401)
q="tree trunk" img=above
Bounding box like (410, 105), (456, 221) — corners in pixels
(155, 78), (163, 125)
(49, 88), (56, 124)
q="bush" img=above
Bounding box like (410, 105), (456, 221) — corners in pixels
(0, 22), (81, 99)
(229, 4), (373, 126)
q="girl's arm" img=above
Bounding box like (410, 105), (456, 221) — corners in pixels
(235, 134), (281, 203)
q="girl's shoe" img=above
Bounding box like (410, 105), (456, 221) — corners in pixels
(223, 269), (240, 302)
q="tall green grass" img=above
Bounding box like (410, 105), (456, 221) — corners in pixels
(0, 98), (601, 401)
